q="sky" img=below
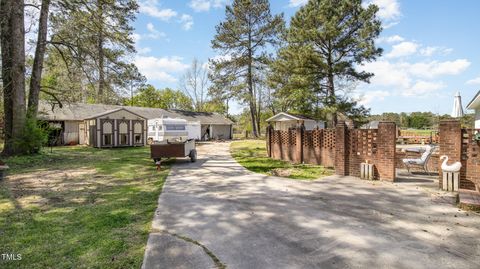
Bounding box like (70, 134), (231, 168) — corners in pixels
(132, 0), (480, 115)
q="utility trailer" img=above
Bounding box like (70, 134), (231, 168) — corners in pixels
(150, 139), (197, 169)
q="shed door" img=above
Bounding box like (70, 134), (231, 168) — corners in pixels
(79, 123), (86, 144)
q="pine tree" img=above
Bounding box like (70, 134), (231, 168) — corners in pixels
(271, 0), (382, 126)
(211, 0), (284, 137)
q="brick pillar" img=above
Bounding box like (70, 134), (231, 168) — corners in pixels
(377, 122), (396, 181)
(335, 121), (348, 176)
(438, 120), (462, 188)
(295, 126), (304, 164)
(266, 125), (272, 157)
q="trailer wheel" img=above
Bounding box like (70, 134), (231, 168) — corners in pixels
(189, 149), (197, 162)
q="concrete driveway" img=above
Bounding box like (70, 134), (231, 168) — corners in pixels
(143, 142), (480, 269)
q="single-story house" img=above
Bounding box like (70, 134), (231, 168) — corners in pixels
(266, 112), (325, 131)
(466, 90), (480, 129)
(38, 102), (234, 146)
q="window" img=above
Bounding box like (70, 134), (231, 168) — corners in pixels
(120, 134), (128, 145)
(103, 134), (112, 146)
(166, 124), (186, 131)
(134, 134), (142, 144)
(149, 125), (155, 132)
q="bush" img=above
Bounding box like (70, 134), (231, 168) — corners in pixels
(14, 117), (49, 154)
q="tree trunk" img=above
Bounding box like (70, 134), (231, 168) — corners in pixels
(97, 0), (105, 103)
(327, 73), (337, 127)
(28, 0), (50, 118)
(1, 0), (27, 156)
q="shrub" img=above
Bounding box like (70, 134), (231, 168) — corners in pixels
(14, 117), (49, 154)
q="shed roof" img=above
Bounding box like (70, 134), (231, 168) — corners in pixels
(38, 101), (233, 125)
(266, 112), (316, 122)
(466, 90), (480, 110)
(84, 108), (147, 120)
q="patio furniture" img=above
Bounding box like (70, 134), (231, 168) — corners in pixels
(402, 145), (436, 174)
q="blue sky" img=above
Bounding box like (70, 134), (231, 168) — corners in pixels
(133, 0), (480, 115)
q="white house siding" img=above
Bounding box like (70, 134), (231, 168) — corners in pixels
(475, 110), (480, 129)
(64, 121), (82, 144)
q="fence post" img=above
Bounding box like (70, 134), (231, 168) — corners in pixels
(295, 125), (304, 164)
(438, 120), (462, 189)
(335, 121), (348, 176)
(377, 122), (396, 181)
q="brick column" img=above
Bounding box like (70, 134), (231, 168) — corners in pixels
(266, 125), (272, 158)
(376, 122), (396, 181)
(438, 120), (462, 188)
(295, 126), (304, 164)
(335, 121), (348, 176)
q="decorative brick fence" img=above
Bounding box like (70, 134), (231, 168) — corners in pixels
(266, 121), (396, 181)
(439, 120), (480, 191)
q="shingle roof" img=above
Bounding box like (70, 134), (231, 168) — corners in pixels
(38, 102), (233, 125)
(466, 90), (480, 109)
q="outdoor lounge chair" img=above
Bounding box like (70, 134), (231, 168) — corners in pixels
(402, 145), (436, 174)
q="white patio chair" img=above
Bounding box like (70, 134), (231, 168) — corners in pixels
(402, 145), (436, 174)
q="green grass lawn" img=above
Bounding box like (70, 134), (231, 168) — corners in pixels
(230, 140), (333, 180)
(0, 146), (171, 269)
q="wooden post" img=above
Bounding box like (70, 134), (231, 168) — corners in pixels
(442, 171), (459, 191)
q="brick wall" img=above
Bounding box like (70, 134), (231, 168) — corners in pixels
(344, 122), (396, 181)
(267, 121), (397, 181)
(438, 120), (480, 191)
(461, 129), (480, 190)
(302, 129), (336, 167)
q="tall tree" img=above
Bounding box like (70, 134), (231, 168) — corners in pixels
(180, 58), (208, 112)
(1, 0), (27, 155)
(50, 0), (139, 104)
(28, 0), (51, 118)
(211, 0), (284, 137)
(272, 0), (382, 126)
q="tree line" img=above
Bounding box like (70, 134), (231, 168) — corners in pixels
(368, 112), (475, 129)
(1, 0), (383, 156)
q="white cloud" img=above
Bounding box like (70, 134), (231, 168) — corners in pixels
(146, 22), (166, 39)
(189, 0), (211, 12)
(419, 46), (453, 57)
(406, 59), (470, 78)
(134, 56), (189, 83)
(466, 76), (480, 85)
(358, 90), (391, 105)
(137, 47), (152, 54)
(288, 0), (308, 7)
(179, 14), (194, 30)
(359, 57), (470, 99)
(139, 0), (177, 21)
(402, 81), (446, 96)
(188, 0), (227, 12)
(360, 60), (411, 88)
(366, 0), (401, 21)
(386, 41), (419, 58)
(378, 35), (404, 44)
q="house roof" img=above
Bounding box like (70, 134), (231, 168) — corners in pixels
(38, 101), (233, 125)
(266, 112), (316, 122)
(466, 90), (480, 110)
(84, 108), (147, 120)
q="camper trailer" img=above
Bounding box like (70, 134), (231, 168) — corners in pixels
(147, 118), (190, 142)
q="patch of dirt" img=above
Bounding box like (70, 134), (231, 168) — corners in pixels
(5, 168), (98, 208)
(270, 168), (293, 177)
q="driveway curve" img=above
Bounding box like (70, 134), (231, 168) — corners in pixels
(143, 142), (479, 269)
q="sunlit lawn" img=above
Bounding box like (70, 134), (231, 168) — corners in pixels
(230, 140), (333, 180)
(0, 146), (171, 269)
